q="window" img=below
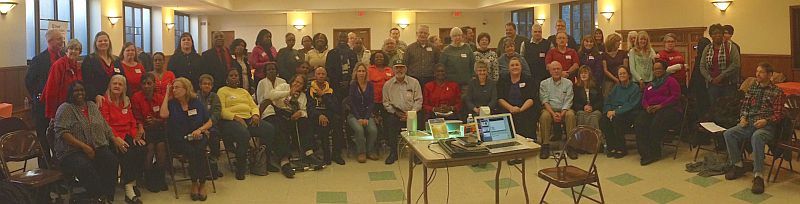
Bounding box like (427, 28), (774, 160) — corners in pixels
(559, 0), (596, 43)
(174, 12), (190, 49)
(511, 8), (534, 38)
(124, 3), (151, 53)
(27, 0), (90, 59)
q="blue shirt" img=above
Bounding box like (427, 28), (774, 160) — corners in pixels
(167, 98), (209, 141)
(539, 77), (574, 110)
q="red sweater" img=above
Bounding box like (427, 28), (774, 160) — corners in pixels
(153, 71), (176, 96)
(249, 45), (278, 81)
(423, 81), (462, 114)
(368, 65), (394, 103)
(658, 50), (687, 85)
(131, 91), (165, 125)
(545, 48), (580, 71)
(42, 56), (82, 118)
(122, 63), (145, 94)
(100, 96), (138, 139)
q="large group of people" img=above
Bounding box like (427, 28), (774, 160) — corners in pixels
(23, 19), (784, 203)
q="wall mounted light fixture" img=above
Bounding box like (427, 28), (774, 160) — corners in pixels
(293, 24), (306, 30)
(107, 16), (122, 26)
(166, 23), (175, 30)
(397, 23), (409, 29)
(535, 18), (546, 25)
(711, 0), (733, 12)
(0, 1), (17, 15)
(600, 11), (614, 21)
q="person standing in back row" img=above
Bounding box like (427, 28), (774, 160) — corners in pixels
(202, 31), (235, 91)
(497, 22), (526, 55)
(168, 32), (202, 87)
(390, 28), (408, 51)
(250, 29), (279, 85)
(547, 19), (579, 50)
(404, 25), (439, 88)
(326, 32), (358, 100)
(440, 27), (476, 86)
(521, 24), (550, 83)
(28, 29), (65, 168)
(278, 33), (303, 80)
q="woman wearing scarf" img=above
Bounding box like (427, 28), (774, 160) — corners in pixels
(634, 61), (681, 166)
(250, 29), (279, 84)
(699, 24), (741, 104)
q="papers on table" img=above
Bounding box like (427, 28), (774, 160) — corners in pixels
(700, 122), (727, 133)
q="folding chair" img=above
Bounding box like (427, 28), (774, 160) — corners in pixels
(538, 125), (605, 204)
(662, 96), (689, 160)
(166, 139), (217, 199)
(0, 130), (65, 203)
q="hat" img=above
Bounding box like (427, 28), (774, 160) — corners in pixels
(392, 59), (405, 67)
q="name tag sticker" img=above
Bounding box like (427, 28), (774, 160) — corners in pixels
(385, 72), (392, 77)
(207, 104), (211, 110)
(588, 56), (595, 60)
(122, 109), (128, 114)
(261, 52), (267, 57)
(519, 83), (526, 88)
(565, 55), (572, 60)
(426, 47), (433, 52)
(295, 56), (300, 60)
(539, 53), (545, 58)
(647, 86), (653, 91)
(460, 53), (467, 58)
(135, 69), (142, 73)
(114, 68), (121, 73)
(152, 106), (160, 112)
(229, 96), (237, 100)
(188, 109), (198, 116)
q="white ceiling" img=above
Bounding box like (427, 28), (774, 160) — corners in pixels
(125, 0), (570, 15)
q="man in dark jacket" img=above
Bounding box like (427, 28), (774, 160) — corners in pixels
(547, 19), (579, 50)
(521, 24), (551, 83)
(201, 31), (234, 91)
(277, 33), (303, 79)
(25, 29), (65, 168)
(308, 67), (345, 165)
(325, 32), (358, 100)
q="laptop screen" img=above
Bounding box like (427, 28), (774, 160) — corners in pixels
(476, 114), (515, 142)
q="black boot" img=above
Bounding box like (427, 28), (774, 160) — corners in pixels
(144, 170), (160, 193)
(235, 160), (247, 180)
(156, 168), (168, 191)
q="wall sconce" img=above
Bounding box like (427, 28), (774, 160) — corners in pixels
(397, 23), (409, 29)
(0, 1), (17, 15)
(107, 16), (122, 26)
(166, 23), (175, 30)
(535, 18), (546, 25)
(711, 0), (733, 12)
(600, 11), (614, 21)
(293, 24), (306, 30)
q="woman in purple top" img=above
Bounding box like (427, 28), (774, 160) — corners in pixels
(634, 61), (681, 166)
(347, 63), (378, 163)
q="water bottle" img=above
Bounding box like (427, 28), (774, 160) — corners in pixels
(184, 133), (201, 141)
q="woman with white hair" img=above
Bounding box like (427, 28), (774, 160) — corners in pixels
(98, 75), (147, 203)
(439, 27), (476, 85)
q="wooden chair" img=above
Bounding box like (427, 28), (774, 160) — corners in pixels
(0, 130), (64, 201)
(538, 125), (605, 204)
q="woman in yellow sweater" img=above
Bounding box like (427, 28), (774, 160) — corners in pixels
(217, 69), (294, 179)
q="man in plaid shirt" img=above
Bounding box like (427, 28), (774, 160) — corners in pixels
(723, 62), (785, 194)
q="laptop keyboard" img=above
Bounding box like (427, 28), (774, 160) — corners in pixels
(485, 141), (521, 149)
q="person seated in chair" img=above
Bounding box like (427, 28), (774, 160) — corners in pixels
(464, 61), (497, 116)
(382, 62), (423, 164)
(634, 61), (681, 166)
(600, 66), (641, 159)
(130, 73), (168, 193)
(197, 74), (223, 179)
(497, 57), (539, 164)
(723, 62), (785, 195)
(539, 61), (576, 160)
(217, 69), (293, 179)
(348, 63), (379, 163)
(423, 64), (462, 120)
(158, 78), (213, 201)
(309, 66), (346, 165)
(53, 82), (119, 203)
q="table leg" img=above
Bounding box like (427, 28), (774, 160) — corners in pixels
(495, 161), (502, 204)
(407, 153), (415, 204)
(423, 166), (429, 204)
(522, 160), (529, 204)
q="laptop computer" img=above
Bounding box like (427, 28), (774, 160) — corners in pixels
(475, 114), (526, 153)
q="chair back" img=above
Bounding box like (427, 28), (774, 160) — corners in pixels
(785, 95), (800, 130)
(564, 126), (603, 154)
(0, 130), (41, 163)
(0, 117), (27, 137)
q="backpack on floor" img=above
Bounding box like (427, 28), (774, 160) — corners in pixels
(249, 145), (268, 176)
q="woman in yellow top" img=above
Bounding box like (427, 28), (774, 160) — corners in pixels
(217, 69), (294, 179)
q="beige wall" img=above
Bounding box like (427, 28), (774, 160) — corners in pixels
(161, 8), (176, 55)
(100, 0), (124, 56)
(0, 0), (28, 67)
(416, 12), (510, 46)
(313, 12), (393, 50)
(206, 13), (288, 51)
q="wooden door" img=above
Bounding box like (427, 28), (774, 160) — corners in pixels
(333, 28), (371, 50)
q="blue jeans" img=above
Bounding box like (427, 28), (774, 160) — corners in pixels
(347, 115), (378, 154)
(724, 124), (775, 173)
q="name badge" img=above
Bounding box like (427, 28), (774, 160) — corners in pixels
(135, 69), (142, 73)
(114, 68), (121, 73)
(539, 53), (545, 58)
(152, 106), (160, 112)
(565, 55), (572, 60)
(647, 86), (653, 91)
(229, 96), (237, 100)
(669, 56), (674, 60)
(460, 53), (467, 58)
(588, 56), (595, 60)
(188, 109), (198, 116)
(386, 72), (392, 77)
(261, 52), (267, 57)
(426, 47), (433, 52)
(519, 83), (526, 88)
(207, 105), (211, 110)
(122, 109), (128, 114)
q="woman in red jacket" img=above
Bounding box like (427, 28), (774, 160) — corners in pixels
(657, 33), (689, 91)
(120, 42), (146, 94)
(43, 39), (83, 119)
(131, 73), (168, 192)
(99, 75), (146, 203)
(151, 52), (175, 96)
(249, 29), (278, 84)
(423, 64), (462, 120)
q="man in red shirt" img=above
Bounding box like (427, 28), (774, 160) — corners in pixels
(545, 32), (580, 77)
(423, 65), (462, 120)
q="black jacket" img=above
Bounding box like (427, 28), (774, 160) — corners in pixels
(168, 51), (203, 87)
(26, 49), (64, 115)
(277, 47), (302, 79)
(522, 39), (551, 82)
(547, 34), (579, 50)
(81, 54), (124, 99)
(201, 48), (233, 91)
(324, 43), (358, 86)
(572, 86), (603, 112)
(497, 75), (540, 111)
(230, 55), (254, 94)
(307, 87), (341, 120)
(138, 52), (154, 72)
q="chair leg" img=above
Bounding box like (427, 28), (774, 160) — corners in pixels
(673, 141), (679, 160)
(693, 145), (701, 162)
(596, 180), (605, 204)
(170, 157), (179, 199)
(773, 158), (785, 183)
(205, 153), (217, 193)
(768, 157), (780, 183)
(539, 183), (552, 204)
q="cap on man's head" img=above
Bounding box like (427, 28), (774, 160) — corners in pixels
(392, 59), (405, 67)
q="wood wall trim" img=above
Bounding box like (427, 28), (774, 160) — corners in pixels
(740, 54), (794, 81)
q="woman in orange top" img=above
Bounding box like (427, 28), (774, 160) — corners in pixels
(98, 75), (146, 203)
(43, 39), (83, 119)
(368, 51), (393, 104)
(120, 42), (145, 94)
(151, 52), (175, 96)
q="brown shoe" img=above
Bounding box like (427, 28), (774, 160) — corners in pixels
(357, 154), (367, 163)
(751, 177), (765, 194)
(367, 153), (380, 161)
